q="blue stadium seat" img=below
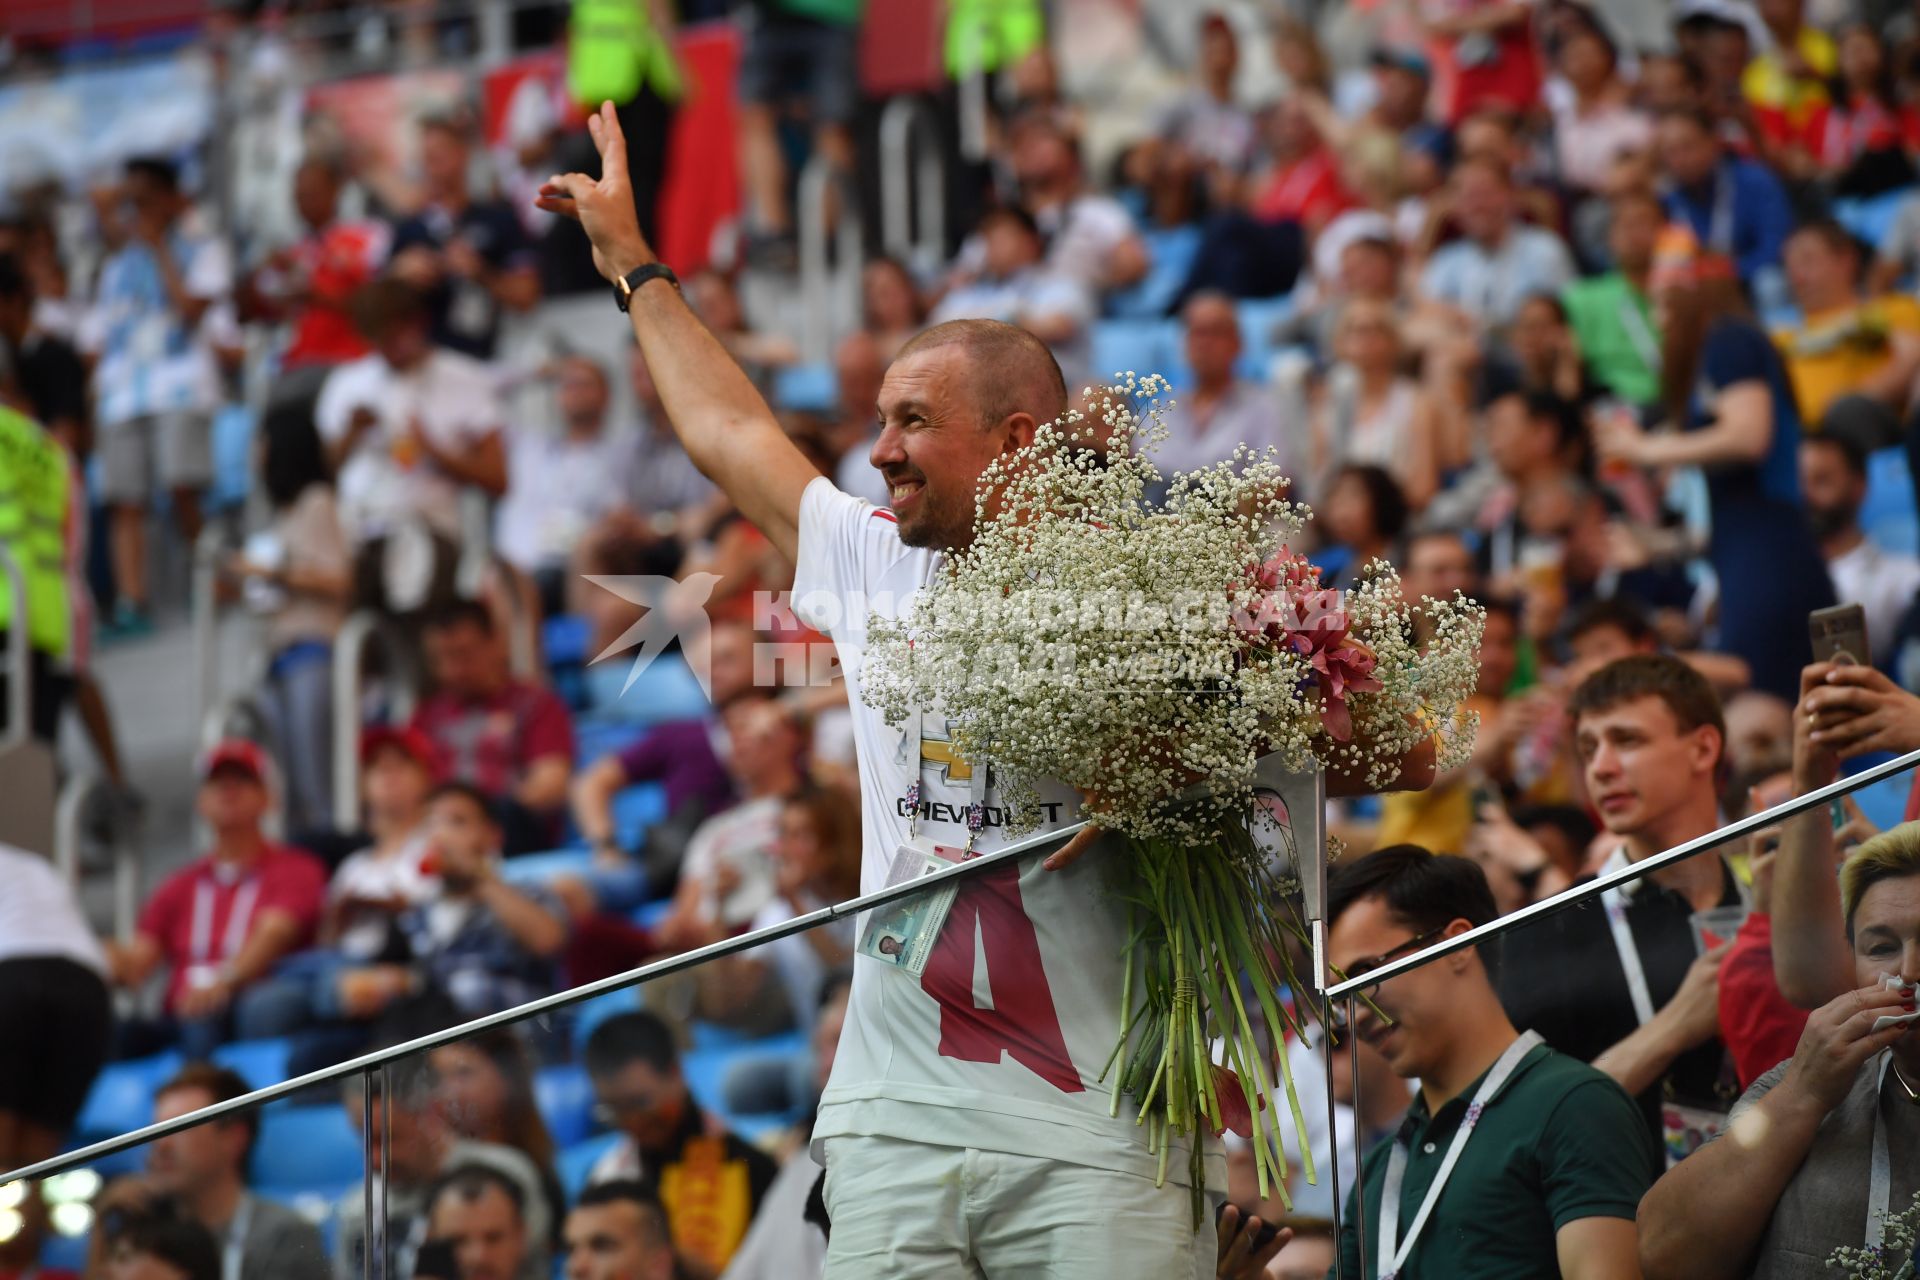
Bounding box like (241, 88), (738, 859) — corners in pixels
(74, 1051), (182, 1140)
(630, 899), (674, 931)
(1834, 188), (1916, 249)
(212, 1038), (293, 1091)
(1851, 768), (1913, 832)
(253, 1105), (364, 1187)
(574, 717), (650, 767)
(729, 1112), (798, 1145)
(544, 615), (591, 668)
(38, 1228), (88, 1273)
(773, 363), (839, 414)
(611, 783), (668, 849)
(1090, 319), (1179, 386)
(498, 848), (596, 887)
(557, 1133), (621, 1198)
(580, 657), (712, 726)
(535, 1065), (599, 1149)
(1863, 447), (1918, 559)
(1106, 225), (1203, 320)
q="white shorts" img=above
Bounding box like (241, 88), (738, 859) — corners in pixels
(820, 1134), (1221, 1280)
(99, 410), (213, 504)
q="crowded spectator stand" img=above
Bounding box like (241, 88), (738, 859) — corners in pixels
(6, 0), (1920, 1276)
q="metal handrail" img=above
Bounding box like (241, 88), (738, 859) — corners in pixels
(192, 525), (227, 727)
(0, 817), (1090, 1184)
(331, 611), (420, 830)
(1322, 745), (1920, 1000)
(0, 543), (30, 750)
(878, 96), (947, 271)
(53, 773), (143, 940)
(797, 154), (863, 365)
(957, 69), (991, 163)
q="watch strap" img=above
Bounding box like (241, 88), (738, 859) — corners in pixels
(616, 262), (679, 311)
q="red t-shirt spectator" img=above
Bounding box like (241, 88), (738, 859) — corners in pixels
(1425, 0), (1543, 125)
(410, 679), (575, 802)
(1251, 149), (1353, 229)
(136, 845), (327, 1013)
(278, 220), (390, 369)
(1717, 912), (1811, 1088)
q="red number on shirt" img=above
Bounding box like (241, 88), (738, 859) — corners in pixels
(919, 860), (1083, 1093)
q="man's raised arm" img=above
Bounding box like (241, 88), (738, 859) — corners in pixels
(537, 103), (821, 562)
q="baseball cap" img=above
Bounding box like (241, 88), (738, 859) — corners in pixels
(198, 739), (269, 785)
(361, 724), (439, 771)
(1370, 45), (1431, 79)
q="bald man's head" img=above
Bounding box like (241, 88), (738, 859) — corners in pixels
(872, 320), (1067, 549)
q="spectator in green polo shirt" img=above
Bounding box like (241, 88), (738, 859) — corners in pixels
(1329, 845), (1661, 1278)
(1563, 189), (1665, 411)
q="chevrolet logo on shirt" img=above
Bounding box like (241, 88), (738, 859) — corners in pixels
(919, 732), (976, 784)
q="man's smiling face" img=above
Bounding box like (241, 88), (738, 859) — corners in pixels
(871, 345), (1016, 550)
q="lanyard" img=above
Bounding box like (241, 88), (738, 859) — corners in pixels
(1617, 288), (1661, 377)
(191, 872), (263, 967)
(1376, 1031), (1544, 1279)
(222, 1194), (253, 1280)
(1869, 1054), (1899, 1252)
(1599, 848), (1658, 1027)
(898, 708), (989, 848)
(1706, 165), (1734, 257)
(1598, 846), (1751, 1027)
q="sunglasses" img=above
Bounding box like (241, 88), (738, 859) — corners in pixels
(1323, 925), (1450, 1042)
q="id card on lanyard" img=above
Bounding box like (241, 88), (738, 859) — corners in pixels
(186, 870), (262, 990)
(1376, 1031), (1543, 1280)
(1598, 847), (1736, 1165)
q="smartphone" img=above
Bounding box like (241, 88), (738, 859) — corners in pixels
(1809, 603), (1869, 667)
(1215, 1202), (1284, 1253)
(413, 1240), (460, 1280)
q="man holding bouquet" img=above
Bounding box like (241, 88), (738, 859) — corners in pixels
(538, 104), (1436, 1278)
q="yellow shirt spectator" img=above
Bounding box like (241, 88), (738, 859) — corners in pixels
(1774, 294), (1920, 426)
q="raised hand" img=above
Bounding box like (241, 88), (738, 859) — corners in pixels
(536, 101), (654, 285)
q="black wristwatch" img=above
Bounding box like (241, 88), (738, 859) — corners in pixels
(613, 262), (679, 312)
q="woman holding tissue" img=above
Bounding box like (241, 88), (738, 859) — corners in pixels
(1637, 827), (1920, 1279)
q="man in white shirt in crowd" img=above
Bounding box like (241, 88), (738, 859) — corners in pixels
(314, 279), (506, 615)
(540, 103), (1433, 1278)
(92, 1065), (329, 1280)
(1799, 432), (1920, 666)
(1420, 157), (1576, 331)
(1147, 292), (1288, 495)
(931, 205), (1095, 394)
(84, 156), (233, 636)
(494, 354), (639, 612)
(1009, 112), (1150, 298)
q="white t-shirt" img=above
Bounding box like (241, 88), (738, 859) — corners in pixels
(329, 832), (438, 960)
(1035, 194), (1139, 296)
(314, 350), (503, 543)
(791, 477), (1221, 1188)
(1828, 538), (1920, 666)
(494, 427), (639, 573)
(0, 843), (108, 974)
(682, 796), (785, 929)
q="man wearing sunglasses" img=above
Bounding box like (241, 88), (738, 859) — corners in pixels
(1328, 845), (1659, 1279)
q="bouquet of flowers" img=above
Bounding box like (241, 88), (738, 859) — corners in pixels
(861, 374), (1485, 1221)
(1830, 1190), (1919, 1280)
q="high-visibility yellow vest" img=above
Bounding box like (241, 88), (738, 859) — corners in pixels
(567, 0), (684, 109)
(0, 405), (72, 660)
(946, 0), (1044, 80)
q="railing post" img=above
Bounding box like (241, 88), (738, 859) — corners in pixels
(0, 544), (29, 751)
(879, 97), (948, 271)
(797, 156), (861, 366)
(332, 611), (417, 831)
(193, 524), (226, 727)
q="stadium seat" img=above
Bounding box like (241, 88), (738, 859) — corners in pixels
(1834, 188), (1916, 249)
(37, 1228), (88, 1273)
(1862, 447), (1918, 559)
(498, 848), (597, 888)
(253, 1105), (364, 1187)
(212, 1037), (293, 1091)
(728, 1112), (798, 1145)
(1106, 225), (1203, 320)
(74, 1051), (183, 1140)
(611, 783), (668, 849)
(557, 1133), (621, 1198)
(772, 363), (839, 414)
(208, 403), (255, 513)
(631, 899), (674, 931)
(534, 1065), (599, 1149)
(1090, 319), (1179, 386)
(580, 656), (711, 726)
(574, 718), (650, 767)
(1851, 768), (1913, 832)
(569, 989), (642, 1054)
